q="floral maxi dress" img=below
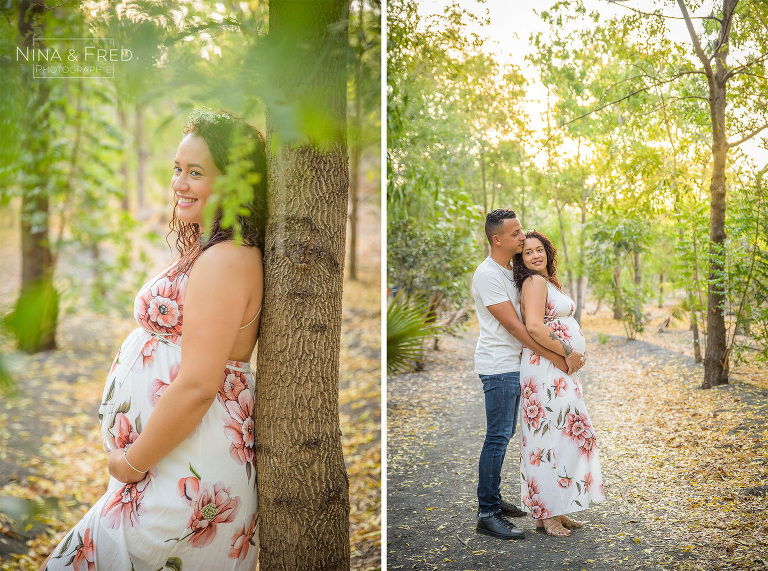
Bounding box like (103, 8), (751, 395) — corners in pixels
(47, 262), (258, 571)
(519, 281), (604, 520)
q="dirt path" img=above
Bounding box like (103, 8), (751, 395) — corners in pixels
(387, 324), (768, 571)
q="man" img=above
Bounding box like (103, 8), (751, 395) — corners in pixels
(473, 209), (584, 540)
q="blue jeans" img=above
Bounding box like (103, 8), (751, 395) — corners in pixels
(477, 372), (521, 517)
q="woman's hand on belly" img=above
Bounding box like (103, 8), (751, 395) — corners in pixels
(565, 351), (586, 375)
(109, 448), (148, 484)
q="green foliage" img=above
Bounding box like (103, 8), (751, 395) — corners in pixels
(348, 0), (382, 151)
(0, 15), (24, 190)
(388, 0), (526, 222)
(388, 193), (483, 307)
(386, 292), (440, 375)
(584, 213), (648, 321)
(3, 278), (59, 353)
(726, 172), (768, 364)
(205, 130), (261, 244)
(618, 284), (648, 341)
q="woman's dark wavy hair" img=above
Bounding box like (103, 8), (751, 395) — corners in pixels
(167, 108), (267, 278)
(512, 230), (561, 292)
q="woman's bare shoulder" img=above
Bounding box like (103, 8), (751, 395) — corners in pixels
(521, 273), (547, 291)
(191, 242), (263, 281)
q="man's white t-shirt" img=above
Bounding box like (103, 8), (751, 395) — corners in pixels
(472, 256), (523, 375)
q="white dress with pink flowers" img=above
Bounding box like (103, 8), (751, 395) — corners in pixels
(47, 262), (258, 571)
(519, 281), (604, 520)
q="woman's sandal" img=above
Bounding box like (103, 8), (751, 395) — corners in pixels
(559, 515), (583, 529)
(543, 518), (571, 537)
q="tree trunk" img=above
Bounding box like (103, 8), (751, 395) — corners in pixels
(13, 0), (58, 353)
(256, 1), (351, 569)
(480, 143), (487, 214)
(481, 144), (490, 257)
(118, 102), (130, 211)
(703, 83), (729, 387)
(701, 25), (733, 387)
(612, 249), (623, 320)
(691, 225), (704, 362)
(658, 272), (663, 308)
(347, 0), (366, 281)
(575, 204), (586, 323)
(553, 196), (573, 297)
(677, 0), (734, 387)
(690, 290), (703, 363)
(490, 158), (498, 212)
(135, 102), (147, 214)
(633, 250), (641, 286)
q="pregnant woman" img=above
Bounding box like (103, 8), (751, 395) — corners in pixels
(43, 109), (266, 570)
(513, 231), (604, 538)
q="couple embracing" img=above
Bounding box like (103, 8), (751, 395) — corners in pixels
(472, 209), (605, 540)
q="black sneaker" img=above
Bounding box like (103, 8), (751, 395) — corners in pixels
(476, 513), (525, 540)
(499, 497), (526, 518)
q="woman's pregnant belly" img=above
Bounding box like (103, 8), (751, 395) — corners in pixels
(548, 316), (586, 355)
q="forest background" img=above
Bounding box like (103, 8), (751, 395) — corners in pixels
(388, 0), (768, 387)
(0, 1), (381, 570)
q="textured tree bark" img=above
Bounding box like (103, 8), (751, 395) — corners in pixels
(255, 1), (351, 569)
(703, 75), (729, 386)
(15, 0), (58, 353)
(677, 0), (736, 387)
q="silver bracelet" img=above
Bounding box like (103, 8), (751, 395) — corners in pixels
(123, 447), (148, 474)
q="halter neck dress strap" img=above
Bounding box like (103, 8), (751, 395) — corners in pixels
(239, 305), (262, 330)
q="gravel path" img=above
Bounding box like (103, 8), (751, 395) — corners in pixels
(387, 328), (699, 571)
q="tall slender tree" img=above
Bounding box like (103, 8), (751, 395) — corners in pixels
(12, 0), (57, 353)
(255, 0), (351, 568)
(674, 0), (768, 387)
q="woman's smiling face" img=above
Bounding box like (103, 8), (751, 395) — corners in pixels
(522, 237), (547, 276)
(171, 133), (222, 227)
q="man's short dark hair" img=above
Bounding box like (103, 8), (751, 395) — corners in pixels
(485, 208), (517, 245)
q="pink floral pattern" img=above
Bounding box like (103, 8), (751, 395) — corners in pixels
(135, 275), (185, 335)
(72, 529), (95, 571)
(109, 413), (139, 450)
(148, 362), (180, 406)
(178, 476), (242, 548)
(522, 478), (552, 520)
(139, 337), (158, 368)
(553, 376), (567, 397)
(229, 513), (257, 560)
(520, 281), (604, 519)
(522, 393), (545, 430)
(219, 370), (248, 403)
(223, 392), (255, 464)
(521, 376), (537, 400)
(109, 352), (120, 377)
(220, 375), (256, 481)
(49, 261), (259, 570)
(101, 469), (155, 529)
